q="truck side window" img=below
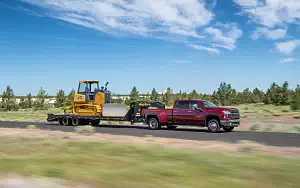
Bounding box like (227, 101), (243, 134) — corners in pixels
(175, 101), (189, 109)
(189, 101), (202, 110)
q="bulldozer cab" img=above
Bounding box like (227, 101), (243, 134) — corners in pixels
(77, 80), (100, 102)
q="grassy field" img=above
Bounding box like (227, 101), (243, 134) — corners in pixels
(0, 137), (300, 188)
(0, 108), (62, 122)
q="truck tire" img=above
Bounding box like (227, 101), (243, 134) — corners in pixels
(167, 125), (177, 129)
(207, 119), (220, 133)
(223, 126), (234, 132)
(148, 118), (160, 130)
(91, 119), (100, 126)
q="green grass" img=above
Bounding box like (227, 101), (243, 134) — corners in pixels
(232, 104), (300, 119)
(0, 108), (62, 122)
(0, 138), (300, 188)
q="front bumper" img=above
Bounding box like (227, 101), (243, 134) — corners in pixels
(220, 119), (240, 127)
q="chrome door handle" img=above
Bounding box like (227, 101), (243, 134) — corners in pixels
(188, 111), (192, 113)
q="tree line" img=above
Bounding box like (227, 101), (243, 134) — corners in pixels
(0, 86), (75, 111)
(0, 81), (300, 111)
(124, 81), (300, 111)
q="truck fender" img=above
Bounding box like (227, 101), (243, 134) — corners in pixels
(205, 114), (221, 127)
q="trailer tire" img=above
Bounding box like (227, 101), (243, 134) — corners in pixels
(72, 117), (80, 126)
(207, 119), (221, 133)
(148, 117), (160, 130)
(91, 119), (100, 126)
(61, 117), (71, 126)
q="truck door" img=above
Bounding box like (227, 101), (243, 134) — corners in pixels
(173, 101), (193, 125)
(189, 101), (206, 126)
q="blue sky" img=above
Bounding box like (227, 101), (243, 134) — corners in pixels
(0, 0), (299, 96)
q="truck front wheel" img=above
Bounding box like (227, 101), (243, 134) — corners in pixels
(148, 118), (161, 130)
(207, 119), (221, 133)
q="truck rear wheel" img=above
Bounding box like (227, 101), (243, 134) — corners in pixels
(148, 118), (160, 130)
(167, 125), (177, 129)
(207, 119), (220, 133)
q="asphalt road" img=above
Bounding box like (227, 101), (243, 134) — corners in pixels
(1, 121), (300, 147)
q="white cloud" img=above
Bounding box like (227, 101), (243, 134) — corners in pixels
(235, 0), (300, 28)
(189, 44), (220, 54)
(252, 27), (287, 40)
(21, 0), (242, 53)
(204, 23), (243, 50)
(170, 60), (192, 64)
(276, 40), (300, 54)
(234, 0), (259, 7)
(280, 58), (296, 63)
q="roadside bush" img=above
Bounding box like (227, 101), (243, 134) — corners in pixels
(293, 115), (300, 119)
(249, 122), (262, 131)
(288, 126), (300, 133)
(27, 124), (37, 129)
(75, 125), (95, 135)
(281, 109), (289, 113)
(237, 140), (261, 154)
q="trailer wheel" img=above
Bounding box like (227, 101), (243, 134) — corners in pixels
(207, 119), (220, 133)
(72, 117), (80, 126)
(148, 118), (160, 130)
(91, 119), (100, 126)
(61, 117), (71, 126)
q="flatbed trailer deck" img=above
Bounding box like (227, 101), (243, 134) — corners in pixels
(47, 101), (165, 126)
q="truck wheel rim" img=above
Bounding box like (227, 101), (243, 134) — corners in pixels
(149, 119), (157, 128)
(209, 122), (217, 131)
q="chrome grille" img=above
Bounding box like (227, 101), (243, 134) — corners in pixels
(230, 113), (240, 119)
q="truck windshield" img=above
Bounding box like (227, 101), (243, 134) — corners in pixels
(201, 101), (218, 108)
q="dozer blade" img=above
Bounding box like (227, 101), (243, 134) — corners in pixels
(102, 103), (128, 117)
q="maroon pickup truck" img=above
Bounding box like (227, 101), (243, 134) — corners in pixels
(142, 100), (240, 133)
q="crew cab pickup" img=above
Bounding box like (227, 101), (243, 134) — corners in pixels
(142, 100), (240, 133)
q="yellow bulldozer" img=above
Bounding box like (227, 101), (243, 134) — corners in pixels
(47, 80), (165, 126)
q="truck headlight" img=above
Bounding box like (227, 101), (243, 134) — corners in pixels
(222, 111), (231, 118)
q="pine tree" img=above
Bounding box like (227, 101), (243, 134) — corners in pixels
(281, 81), (291, 105)
(150, 88), (159, 102)
(55, 89), (66, 108)
(217, 82), (233, 106)
(211, 91), (220, 106)
(126, 86), (139, 105)
(189, 89), (198, 99)
(291, 85), (300, 111)
(34, 87), (48, 110)
(163, 87), (174, 106)
(25, 93), (33, 108)
(19, 97), (26, 109)
(0, 86), (19, 111)
(66, 89), (76, 105)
